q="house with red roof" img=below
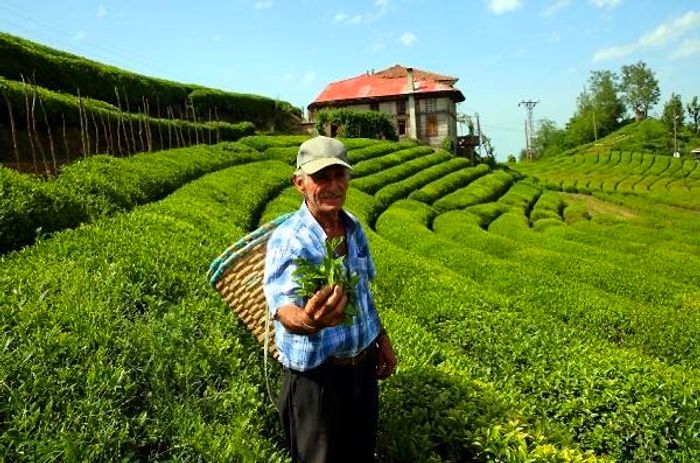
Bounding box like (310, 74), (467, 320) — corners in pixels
(308, 65), (465, 149)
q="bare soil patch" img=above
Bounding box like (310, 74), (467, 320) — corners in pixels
(564, 193), (637, 219)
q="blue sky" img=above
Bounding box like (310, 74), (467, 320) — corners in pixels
(2, 0), (699, 159)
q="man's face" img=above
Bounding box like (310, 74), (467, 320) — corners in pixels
(294, 165), (350, 217)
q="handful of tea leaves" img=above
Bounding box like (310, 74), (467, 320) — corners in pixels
(292, 237), (360, 326)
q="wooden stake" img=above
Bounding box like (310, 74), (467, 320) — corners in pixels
(62, 113), (70, 164)
(2, 89), (21, 170)
(37, 93), (58, 173)
(30, 84), (49, 174)
(123, 89), (137, 154)
(166, 105), (173, 149)
(114, 86), (124, 156)
(20, 75), (39, 174)
(156, 97), (163, 150)
(215, 106), (221, 143)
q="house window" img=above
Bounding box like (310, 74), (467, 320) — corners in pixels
(427, 115), (438, 137)
(398, 120), (406, 135)
(396, 99), (406, 115)
(426, 98), (436, 113)
(370, 101), (379, 111)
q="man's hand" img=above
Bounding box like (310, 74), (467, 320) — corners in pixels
(305, 284), (347, 328)
(276, 285), (347, 335)
(376, 332), (397, 380)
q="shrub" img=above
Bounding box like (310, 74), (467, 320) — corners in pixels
(315, 108), (397, 141)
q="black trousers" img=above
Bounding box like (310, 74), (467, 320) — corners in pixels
(277, 349), (379, 463)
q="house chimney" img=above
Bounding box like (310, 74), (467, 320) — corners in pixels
(406, 67), (418, 139)
(406, 67), (415, 91)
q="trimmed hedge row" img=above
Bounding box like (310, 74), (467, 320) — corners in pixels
(497, 180), (542, 212)
(440, 198), (700, 365)
(352, 146), (435, 178)
(0, 161), (292, 461)
(0, 77), (255, 163)
(0, 142), (261, 254)
(352, 150), (453, 195)
(408, 164), (490, 204)
(346, 140), (418, 164)
(530, 191), (565, 223)
(371, 157), (471, 212)
(238, 135), (310, 152)
(433, 170), (515, 213)
(376, 199), (700, 461)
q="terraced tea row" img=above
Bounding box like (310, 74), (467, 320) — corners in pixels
(513, 151), (700, 210)
(0, 161), (293, 461)
(6, 135), (700, 461)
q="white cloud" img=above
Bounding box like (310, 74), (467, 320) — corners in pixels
(97, 4), (107, 19)
(590, 0), (622, 7)
(639, 11), (700, 46)
(593, 10), (700, 62)
(488, 0), (522, 15)
(254, 0), (273, 9)
(333, 13), (350, 23)
(302, 72), (316, 86)
(671, 38), (700, 60)
(333, 0), (389, 24)
(212, 34), (223, 43)
(400, 32), (417, 46)
(541, 0), (570, 18)
(375, 0), (389, 10)
(593, 43), (637, 61)
(73, 31), (86, 41)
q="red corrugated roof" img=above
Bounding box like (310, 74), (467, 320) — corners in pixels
(310, 65), (464, 107)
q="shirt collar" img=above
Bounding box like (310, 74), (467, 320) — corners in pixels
(298, 200), (357, 240)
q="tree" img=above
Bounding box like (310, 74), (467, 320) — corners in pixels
(619, 61), (660, 121)
(588, 70), (626, 136)
(565, 88), (597, 147)
(480, 134), (497, 168)
(687, 96), (700, 135)
(661, 93), (685, 129)
(532, 118), (567, 158)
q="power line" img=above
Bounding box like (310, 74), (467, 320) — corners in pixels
(0, 1), (186, 82)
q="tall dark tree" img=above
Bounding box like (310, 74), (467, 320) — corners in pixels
(565, 88), (596, 147)
(588, 70), (626, 136)
(531, 118), (567, 159)
(620, 61), (660, 121)
(661, 93), (685, 129)
(687, 96), (700, 135)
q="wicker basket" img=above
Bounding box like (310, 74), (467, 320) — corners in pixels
(207, 213), (293, 360)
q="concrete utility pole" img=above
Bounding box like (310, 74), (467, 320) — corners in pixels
(673, 109), (679, 157)
(518, 100), (538, 161)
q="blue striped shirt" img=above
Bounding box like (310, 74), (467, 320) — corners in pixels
(263, 201), (381, 371)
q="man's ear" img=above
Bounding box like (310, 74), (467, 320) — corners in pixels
(292, 174), (305, 194)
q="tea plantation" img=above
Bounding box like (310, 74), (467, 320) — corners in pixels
(2, 135), (700, 461)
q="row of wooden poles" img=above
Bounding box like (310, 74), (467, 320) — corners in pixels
(2, 75), (224, 175)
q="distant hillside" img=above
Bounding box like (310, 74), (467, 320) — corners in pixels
(557, 118), (700, 158)
(0, 33), (300, 130)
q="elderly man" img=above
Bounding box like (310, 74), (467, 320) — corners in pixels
(263, 136), (397, 463)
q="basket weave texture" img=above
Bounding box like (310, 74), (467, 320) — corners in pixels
(207, 213), (293, 359)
